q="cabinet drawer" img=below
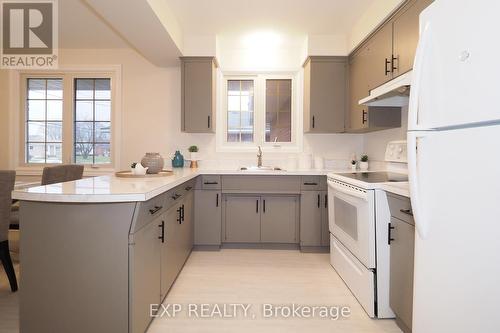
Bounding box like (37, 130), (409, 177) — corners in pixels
(132, 193), (168, 233)
(387, 193), (414, 225)
(165, 179), (196, 209)
(300, 176), (321, 190)
(222, 176), (301, 194)
(198, 175), (221, 190)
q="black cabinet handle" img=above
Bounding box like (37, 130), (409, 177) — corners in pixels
(391, 55), (398, 72)
(400, 209), (413, 217)
(177, 207), (182, 224)
(303, 182), (318, 186)
(158, 220), (165, 243)
(312, 116), (315, 128)
(256, 200), (259, 213)
(385, 58), (391, 75)
(325, 194), (328, 208)
(388, 223), (395, 245)
(216, 193), (219, 207)
(149, 205), (162, 215)
(208, 115), (211, 128)
(204, 181), (218, 185)
(185, 186), (192, 191)
(317, 194), (320, 208)
(362, 110), (367, 124)
(171, 193), (181, 200)
(181, 204), (185, 222)
(263, 199), (266, 213)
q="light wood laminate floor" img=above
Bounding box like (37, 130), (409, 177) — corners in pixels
(148, 249), (401, 333)
(0, 249), (401, 333)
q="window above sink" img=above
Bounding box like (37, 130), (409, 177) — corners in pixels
(216, 72), (302, 153)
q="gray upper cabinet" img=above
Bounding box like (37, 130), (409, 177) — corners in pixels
(181, 57), (218, 133)
(224, 196), (261, 243)
(347, 0), (433, 133)
(365, 22), (394, 89)
(194, 189), (222, 246)
(392, 0), (434, 77)
(261, 196), (298, 243)
(303, 56), (347, 133)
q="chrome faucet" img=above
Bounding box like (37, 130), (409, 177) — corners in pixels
(257, 146), (263, 167)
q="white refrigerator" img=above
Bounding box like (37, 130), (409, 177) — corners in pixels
(408, 1), (500, 332)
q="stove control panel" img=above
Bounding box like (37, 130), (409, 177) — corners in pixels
(385, 140), (407, 163)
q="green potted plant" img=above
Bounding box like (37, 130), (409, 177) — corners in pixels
(188, 145), (199, 168)
(350, 159), (357, 171)
(360, 154), (369, 171)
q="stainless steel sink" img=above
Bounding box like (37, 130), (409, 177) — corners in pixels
(239, 166), (285, 172)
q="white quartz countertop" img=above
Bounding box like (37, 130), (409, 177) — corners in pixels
(12, 168), (345, 203)
(381, 182), (410, 198)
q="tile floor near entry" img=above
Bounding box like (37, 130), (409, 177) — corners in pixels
(0, 249), (401, 333)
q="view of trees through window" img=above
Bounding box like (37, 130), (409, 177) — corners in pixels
(26, 78), (63, 163)
(74, 79), (111, 164)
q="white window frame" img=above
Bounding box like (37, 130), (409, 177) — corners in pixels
(216, 71), (303, 153)
(9, 65), (122, 176)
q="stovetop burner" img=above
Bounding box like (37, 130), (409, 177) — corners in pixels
(336, 172), (408, 183)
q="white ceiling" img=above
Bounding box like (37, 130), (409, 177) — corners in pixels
(164, 0), (375, 36)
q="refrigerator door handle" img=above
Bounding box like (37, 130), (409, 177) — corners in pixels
(408, 131), (430, 239)
(408, 21), (431, 131)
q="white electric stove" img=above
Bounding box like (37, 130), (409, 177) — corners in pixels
(327, 141), (408, 318)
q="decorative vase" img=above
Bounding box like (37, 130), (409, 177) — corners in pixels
(350, 164), (357, 171)
(171, 150), (184, 168)
(359, 161), (369, 171)
(141, 153), (164, 174)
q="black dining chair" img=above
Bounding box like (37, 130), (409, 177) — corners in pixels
(0, 170), (18, 292)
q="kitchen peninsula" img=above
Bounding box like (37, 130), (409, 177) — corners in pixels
(12, 168), (337, 333)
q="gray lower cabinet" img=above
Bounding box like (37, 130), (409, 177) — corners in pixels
(261, 196), (298, 243)
(223, 195), (299, 244)
(194, 190), (222, 246)
(224, 195), (261, 242)
(300, 191), (322, 246)
(161, 201), (181, 300)
(130, 216), (162, 333)
(388, 193), (415, 333)
(299, 175), (329, 249)
(320, 191), (329, 246)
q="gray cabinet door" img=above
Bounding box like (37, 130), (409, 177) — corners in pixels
(303, 57), (347, 133)
(181, 57), (216, 133)
(365, 22), (394, 90)
(181, 190), (194, 259)
(348, 47), (370, 131)
(320, 191), (330, 247)
(161, 202), (182, 299)
(261, 196), (298, 243)
(224, 196), (261, 243)
(392, 0), (434, 77)
(299, 191), (322, 246)
(130, 218), (161, 333)
(194, 190), (222, 245)
(389, 217), (415, 331)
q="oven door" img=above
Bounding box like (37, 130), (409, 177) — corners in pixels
(327, 179), (376, 268)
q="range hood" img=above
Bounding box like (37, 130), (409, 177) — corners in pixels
(359, 71), (412, 107)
